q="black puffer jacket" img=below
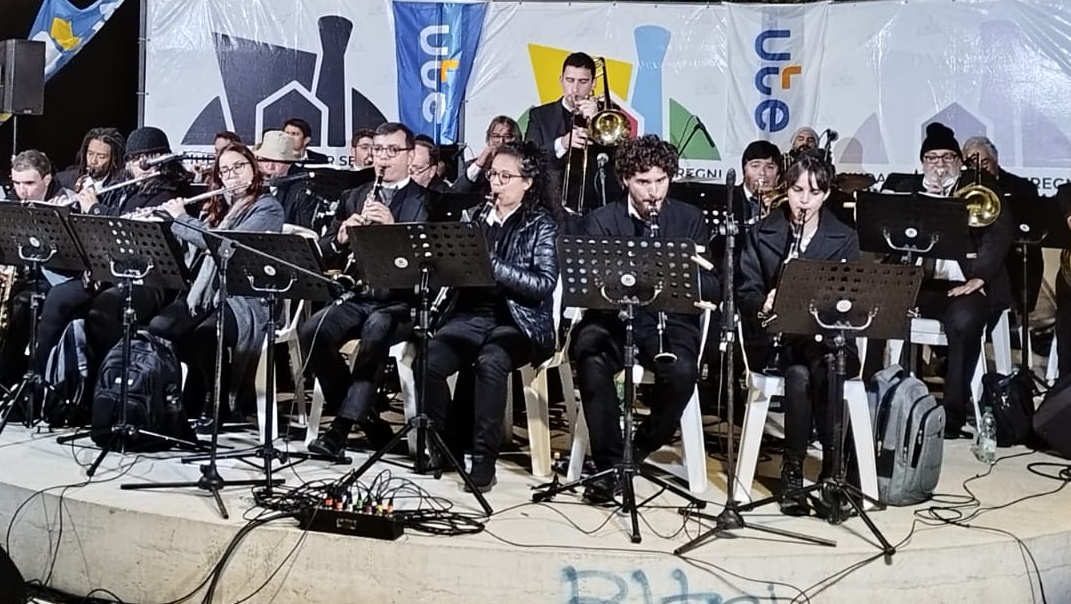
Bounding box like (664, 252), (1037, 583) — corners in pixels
(455, 203), (560, 365)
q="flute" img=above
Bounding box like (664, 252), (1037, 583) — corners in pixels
(122, 182), (249, 220)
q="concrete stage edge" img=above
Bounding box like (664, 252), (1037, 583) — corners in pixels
(0, 425), (1069, 603)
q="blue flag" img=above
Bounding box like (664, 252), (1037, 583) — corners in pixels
(29, 0), (126, 81)
(393, 1), (487, 145)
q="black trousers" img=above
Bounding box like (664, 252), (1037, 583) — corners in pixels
(34, 279), (93, 375)
(1005, 243), (1043, 317)
(571, 312), (699, 472)
(298, 299), (410, 422)
(914, 282), (993, 431)
(1055, 277), (1071, 379)
(781, 338), (860, 461)
(423, 313), (530, 462)
(149, 301), (238, 416)
(85, 285), (171, 367)
(0, 278), (47, 386)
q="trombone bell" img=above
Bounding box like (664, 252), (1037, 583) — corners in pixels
(955, 183), (1001, 228)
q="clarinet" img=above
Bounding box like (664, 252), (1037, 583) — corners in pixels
(760, 207), (806, 376)
(649, 202), (677, 364)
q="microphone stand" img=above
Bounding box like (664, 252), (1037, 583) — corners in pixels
(676, 170), (833, 554)
(677, 118), (703, 156)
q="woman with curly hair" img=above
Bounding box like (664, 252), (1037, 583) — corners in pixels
(420, 140), (563, 492)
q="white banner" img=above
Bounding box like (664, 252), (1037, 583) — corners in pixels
(144, 0), (1071, 191)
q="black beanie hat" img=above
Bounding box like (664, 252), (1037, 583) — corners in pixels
(920, 122), (961, 159)
(126, 126), (171, 159)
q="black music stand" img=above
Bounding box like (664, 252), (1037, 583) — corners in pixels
(669, 181), (731, 237)
(0, 204), (87, 437)
(306, 166), (377, 229)
(855, 191), (974, 264)
(429, 191), (487, 222)
(531, 235), (707, 544)
(57, 216), (202, 476)
(677, 261), (920, 557)
(174, 232), (348, 494)
(344, 222), (496, 515)
(1011, 197), (1070, 376)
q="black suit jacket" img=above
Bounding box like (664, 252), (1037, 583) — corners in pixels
(450, 159), (489, 196)
(581, 198), (721, 326)
(525, 98), (621, 214)
(318, 180), (430, 268)
(881, 171), (1014, 310)
(275, 164), (318, 228)
(304, 149), (330, 165)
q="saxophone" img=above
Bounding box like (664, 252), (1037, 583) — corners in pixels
(0, 265), (18, 349)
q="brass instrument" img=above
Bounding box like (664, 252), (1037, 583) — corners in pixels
(1061, 249), (1071, 286)
(757, 178), (788, 219)
(647, 203), (677, 364)
(0, 265), (17, 353)
(760, 208), (806, 375)
(954, 153), (1001, 228)
(561, 56), (631, 212)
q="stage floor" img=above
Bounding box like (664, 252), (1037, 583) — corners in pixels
(1, 416), (1069, 604)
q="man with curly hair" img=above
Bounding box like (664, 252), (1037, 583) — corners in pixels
(570, 134), (720, 504)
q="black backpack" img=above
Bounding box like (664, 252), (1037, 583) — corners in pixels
(43, 319), (91, 428)
(91, 331), (194, 451)
(980, 370), (1037, 447)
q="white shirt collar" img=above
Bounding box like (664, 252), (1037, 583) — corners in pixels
(627, 199), (646, 222)
(487, 202), (522, 226)
(382, 177), (411, 191)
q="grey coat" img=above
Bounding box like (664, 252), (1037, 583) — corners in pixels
(171, 193), (285, 407)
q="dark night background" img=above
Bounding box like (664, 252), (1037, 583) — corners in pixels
(1, 0), (139, 175)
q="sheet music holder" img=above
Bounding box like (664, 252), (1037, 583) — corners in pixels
(679, 260), (919, 558)
(669, 181), (730, 237)
(855, 191), (974, 262)
(0, 203), (89, 436)
(428, 191), (487, 222)
(533, 235), (706, 544)
(344, 221), (496, 515)
(56, 216), (197, 476)
(304, 165), (377, 201)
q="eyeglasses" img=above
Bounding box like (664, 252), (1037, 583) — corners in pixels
(489, 134), (515, 143)
(371, 145), (412, 158)
(487, 169), (522, 184)
(219, 161), (251, 177)
(923, 153), (959, 164)
(354, 143), (373, 152)
(409, 164), (432, 175)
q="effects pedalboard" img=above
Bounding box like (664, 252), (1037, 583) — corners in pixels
(297, 497), (405, 541)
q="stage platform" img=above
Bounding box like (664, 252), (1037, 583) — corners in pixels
(1, 420), (1068, 604)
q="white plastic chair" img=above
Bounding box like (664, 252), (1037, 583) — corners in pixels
(253, 298), (308, 442)
(885, 309), (1012, 429)
(734, 321), (879, 506)
(1046, 336), (1059, 385)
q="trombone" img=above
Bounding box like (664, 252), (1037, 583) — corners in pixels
(561, 56), (631, 212)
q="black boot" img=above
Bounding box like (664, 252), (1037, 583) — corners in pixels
(464, 454), (497, 493)
(779, 456), (810, 517)
(308, 420), (351, 458)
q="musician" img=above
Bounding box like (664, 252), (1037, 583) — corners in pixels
(882, 122), (1014, 440)
(0, 151), (78, 388)
(737, 155), (860, 516)
(255, 131), (315, 228)
(789, 127), (819, 152)
(525, 52), (621, 214)
(419, 140), (561, 492)
(1054, 184), (1071, 379)
(737, 140), (784, 224)
(283, 117), (329, 164)
(82, 127), (194, 368)
(962, 136), (1043, 318)
(303, 122), (429, 457)
(214, 131), (242, 154)
(571, 134), (718, 504)
(411, 135), (450, 192)
(350, 128), (375, 168)
(452, 116), (521, 196)
(55, 128), (128, 205)
(147, 144), (284, 419)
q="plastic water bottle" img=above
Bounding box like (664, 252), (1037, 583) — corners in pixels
(972, 407), (997, 464)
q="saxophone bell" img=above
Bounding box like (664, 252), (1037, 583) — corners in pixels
(646, 198), (676, 364)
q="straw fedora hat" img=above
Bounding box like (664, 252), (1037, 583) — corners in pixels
(254, 130), (297, 162)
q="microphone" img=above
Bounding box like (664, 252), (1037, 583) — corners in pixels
(824, 128), (839, 143)
(596, 153), (609, 169)
(267, 172), (314, 188)
(725, 168), (736, 187)
(695, 117), (717, 148)
(139, 153), (183, 170)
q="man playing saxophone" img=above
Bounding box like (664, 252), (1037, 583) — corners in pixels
(302, 122), (430, 458)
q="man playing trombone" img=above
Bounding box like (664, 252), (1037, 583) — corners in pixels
(570, 134), (719, 504)
(525, 51), (622, 217)
(881, 122), (1013, 440)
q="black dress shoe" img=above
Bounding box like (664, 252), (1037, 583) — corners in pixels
(360, 417), (395, 451)
(463, 456), (497, 493)
(779, 457), (810, 517)
(582, 474), (622, 505)
(307, 432), (346, 457)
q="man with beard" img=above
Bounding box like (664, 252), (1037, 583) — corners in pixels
(55, 128), (127, 205)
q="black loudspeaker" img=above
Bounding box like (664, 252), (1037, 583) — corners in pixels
(1033, 374), (1071, 458)
(0, 545), (26, 604)
(0, 39), (46, 116)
